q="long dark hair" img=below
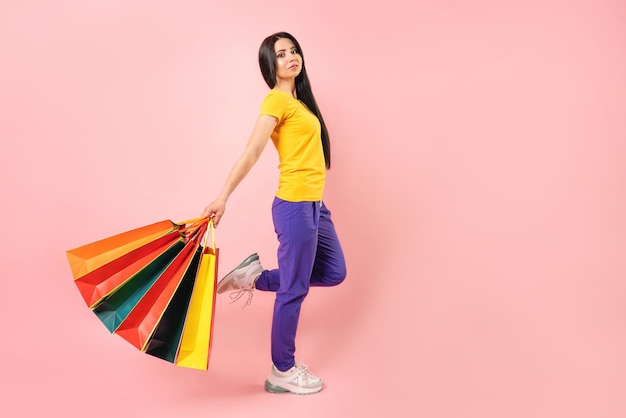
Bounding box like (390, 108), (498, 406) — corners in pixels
(258, 32), (331, 169)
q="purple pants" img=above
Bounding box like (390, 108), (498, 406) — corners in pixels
(255, 197), (346, 371)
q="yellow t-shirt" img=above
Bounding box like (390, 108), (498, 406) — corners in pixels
(259, 89), (326, 202)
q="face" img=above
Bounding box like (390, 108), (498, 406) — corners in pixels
(273, 38), (302, 82)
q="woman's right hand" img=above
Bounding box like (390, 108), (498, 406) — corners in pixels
(202, 199), (226, 227)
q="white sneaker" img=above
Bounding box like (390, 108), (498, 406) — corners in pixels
(264, 362), (323, 395)
(217, 253), (263, 306)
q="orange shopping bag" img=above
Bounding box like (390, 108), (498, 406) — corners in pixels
(67, 218), (205, 280)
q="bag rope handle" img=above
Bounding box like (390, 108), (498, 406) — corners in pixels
(178, 217), (209, 236)
(202, 218), (216, 251)
(185, 220), (208, 245)
(178, 216), (208, 226)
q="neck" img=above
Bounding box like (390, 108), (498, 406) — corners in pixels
(274, 79), (297, 98)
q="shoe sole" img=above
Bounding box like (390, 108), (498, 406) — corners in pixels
(264, 380), (323, 395)
(216, 253), (259, 294)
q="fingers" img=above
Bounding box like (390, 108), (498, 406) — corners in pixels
(201, 204), (224, 227)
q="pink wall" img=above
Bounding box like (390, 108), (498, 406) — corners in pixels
(2, 1), (625, 417)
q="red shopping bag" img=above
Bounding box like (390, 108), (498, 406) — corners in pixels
(74, 231), (182, 308)
(115, 222), (207, 350)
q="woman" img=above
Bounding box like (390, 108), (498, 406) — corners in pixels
(202, 32), (346, 395)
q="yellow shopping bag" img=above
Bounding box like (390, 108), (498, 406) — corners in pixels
(176, 219), (219, 370)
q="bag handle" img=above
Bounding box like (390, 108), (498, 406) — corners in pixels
(184, 219), (208, 244)
(178, 217), (208, 228)
(202, 218), (216, 251)
(178, 217), (208, 236)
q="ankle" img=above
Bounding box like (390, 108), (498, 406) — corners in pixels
(273, 365), (293, 375)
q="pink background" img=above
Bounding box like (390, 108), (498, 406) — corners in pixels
(1, 1), (625, 417)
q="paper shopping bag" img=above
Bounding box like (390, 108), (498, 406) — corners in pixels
(66, 218), (206, 280)
(68, 216), (224, 370)
(92, 238), (187, 332)
(115, 223), (207, 350)
(75, 230), (183, 308)
(144, 247), (203, 363)
(176, 220), (219, 370)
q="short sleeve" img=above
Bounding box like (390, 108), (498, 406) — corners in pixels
(259, 90), (287, 123)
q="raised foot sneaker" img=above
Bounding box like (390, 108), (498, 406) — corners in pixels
(264, 362), (323, 395)
(217, 253), (264, 306)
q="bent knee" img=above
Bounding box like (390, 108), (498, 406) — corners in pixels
(327, 267), (347, 286)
